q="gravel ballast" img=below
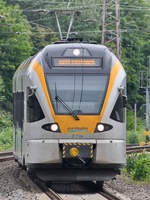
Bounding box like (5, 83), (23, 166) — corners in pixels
(0, 160), (48, 200)
(105, 175), (150, 200)
(1, 160), (150, 200)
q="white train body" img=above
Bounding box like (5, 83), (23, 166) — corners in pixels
(13, 42), (126, 181)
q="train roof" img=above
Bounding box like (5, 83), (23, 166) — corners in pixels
(13, 41), (119, 78)
(41, 42), (108, 58)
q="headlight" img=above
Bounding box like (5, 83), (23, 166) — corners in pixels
(42, 123), (60, 132)
(50, 123), (58, 132)
(97, 124), (104, 132)
(95, 123), (113, 133)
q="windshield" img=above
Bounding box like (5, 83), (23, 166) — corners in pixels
(46, 74), (108, 115)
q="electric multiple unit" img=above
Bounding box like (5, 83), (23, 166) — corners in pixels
(13, 41), (126, 182)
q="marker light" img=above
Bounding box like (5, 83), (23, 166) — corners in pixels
(97, 124), (104, 132)
(50, 123), (58, 132)
(73, 49), (80, 56)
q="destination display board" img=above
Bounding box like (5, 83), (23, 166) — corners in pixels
(52, 57), (102, 67)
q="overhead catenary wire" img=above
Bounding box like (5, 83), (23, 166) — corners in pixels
(4, 4), (150, 12)
(6, 0), (150, 13)
(1, 1), (150, 39)
(6, 0), (150, 8)
(1, 28), (150, 35)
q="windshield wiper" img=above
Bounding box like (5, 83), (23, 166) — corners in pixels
(55, 95), (80, 120)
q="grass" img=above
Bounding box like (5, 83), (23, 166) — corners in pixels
(0, 111), (13, 151)
(126, 126), (146, 145)
(126, 110), (146, 144)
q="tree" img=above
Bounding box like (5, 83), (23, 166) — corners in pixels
(120, 0), (150, 108)
(0, 0), (33, 109)
(6, 0), (102, 41)
(2, 0), (150, 111)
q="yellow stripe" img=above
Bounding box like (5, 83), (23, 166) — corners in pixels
(32, 60), (55, 120)
(32, 60), (122, 133)
(99, 61), (122, 121)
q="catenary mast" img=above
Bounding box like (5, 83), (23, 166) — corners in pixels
(102, 0), (121, 60)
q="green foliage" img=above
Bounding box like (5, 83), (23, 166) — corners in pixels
(0, 0), (33, 109)
(8, 0), (150, 110)
(126, 152), (137, 174)
(127, 132), (139, 144)
(121, 0), (150, 107)
(126, 109), (145, 144)
(11, 0), (102, 41)
(124, 151), (150, 181)
(127, 110), (134, 130)
(0, 111), (13, 150)
(2, 0), (150, 111)
(31, 26), (58, 54)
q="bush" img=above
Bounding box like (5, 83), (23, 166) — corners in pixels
(0, 111), (13, 150)
(127, 110), (134, 130)
(124, 151), (150, 182)
(127, 132), (139, 144)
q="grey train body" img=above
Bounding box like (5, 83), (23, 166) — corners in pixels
(13, 42), (126, 181)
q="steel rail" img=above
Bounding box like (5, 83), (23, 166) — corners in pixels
(35, 178), (126, 200)
(100, 188), (125, 200)
(33, 178), (63, 200)
(31, 175), (125, 200)
(126, 145), (150, 150)
(126, 145), (150, 154)
(0, 151), (14, 162)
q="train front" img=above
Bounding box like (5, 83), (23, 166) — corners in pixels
(26, 43), (126, 181)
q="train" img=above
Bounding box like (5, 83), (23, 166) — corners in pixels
(13, 40), (127, 184)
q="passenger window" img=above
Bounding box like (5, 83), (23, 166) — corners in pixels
(27, 93), (45, 122)
(13, 92), (24, 128)
(110, 94), (125, 122)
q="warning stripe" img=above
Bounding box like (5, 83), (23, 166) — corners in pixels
(62, 143), (94, 159)
(90, 145), (93, 158)
(64, 143), (91, 146)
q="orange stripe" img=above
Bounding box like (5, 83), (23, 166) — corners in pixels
(32, 60), (55, 120)
(99, 61), (122, 120)
(31, 60), (122, 133)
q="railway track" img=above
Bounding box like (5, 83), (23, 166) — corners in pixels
(33, 179), (128, 200)
(126, 145), (150, 154)
(0, 149), (134, 199)
(0, 150), (14, 162)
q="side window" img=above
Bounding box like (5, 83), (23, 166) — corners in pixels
(13, 93), (17, 126)
(110, 94), (125, 123)
(13, 92), (24, 128)
(27, 93), (45, 122)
